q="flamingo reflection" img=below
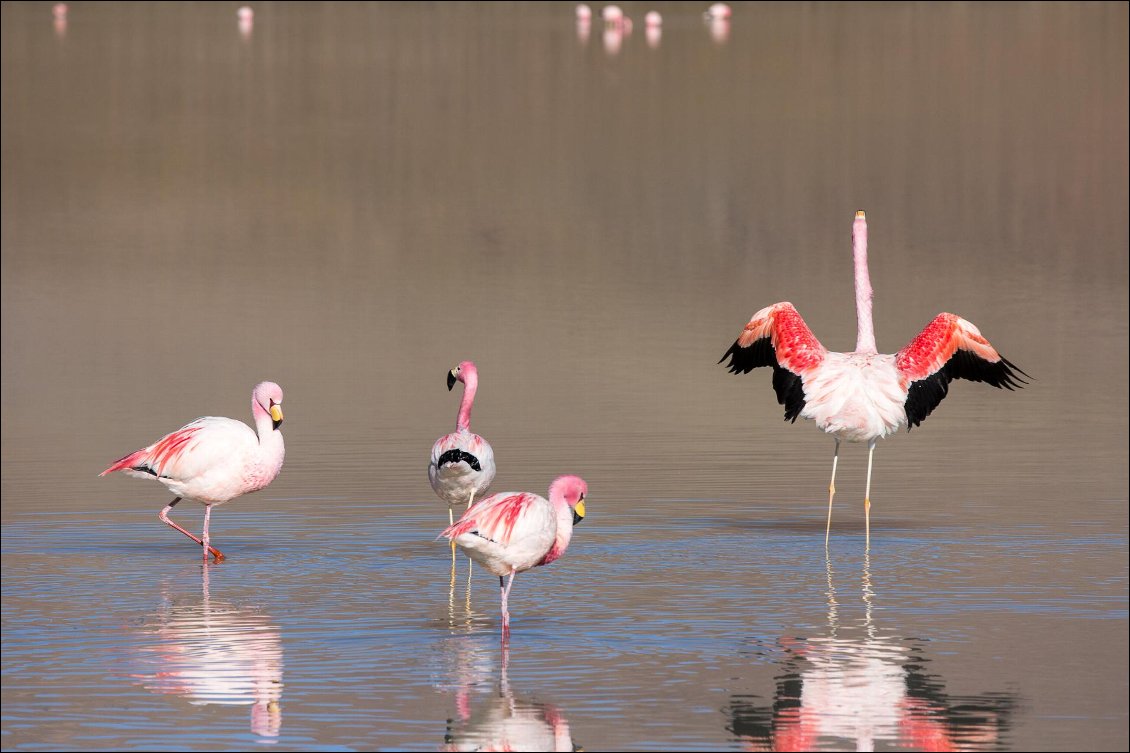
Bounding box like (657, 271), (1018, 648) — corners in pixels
(727, 555), (1015, 751)
(132, 568), (283, 739)
(442, 639), (578, 752)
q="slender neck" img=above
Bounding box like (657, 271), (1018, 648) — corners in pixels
(252, 397), (273, 438)
(251, 395), (283, 452)
(456, 371), (477, 432)
(541, 487), (576, 565)
(853, 217), (877, 354)
(249, 395), (285, 484)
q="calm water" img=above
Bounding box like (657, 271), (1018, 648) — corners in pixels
(2, 2), (1127, 751)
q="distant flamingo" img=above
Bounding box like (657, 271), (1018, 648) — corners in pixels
(441, 475), (587, 635)
(704, 2), (732, 20)
(720, 211), (1027, 547)
(429, 362), (497, 530)
(101, 382), (285, 562)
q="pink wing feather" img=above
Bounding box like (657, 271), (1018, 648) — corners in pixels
(441, 492), (541, 547)
(896, 313), (1028, 428)
(101, 426), (204, 478)
(719, 302), (827, 422)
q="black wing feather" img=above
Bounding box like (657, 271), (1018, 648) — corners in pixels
(720, 337), (807, 422)
(905, 351), (1029, 430)
(436, 449), (482, 472)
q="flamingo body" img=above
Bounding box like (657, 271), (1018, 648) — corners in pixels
(428, 431), (496, 508)
(720, 212), (1027, 545)
(441, 475), (587, 633)
(428, 361), (496, 515)
(104, 417), (282, 503)
(101, 381), (285, 561)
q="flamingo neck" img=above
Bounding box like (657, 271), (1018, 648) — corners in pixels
(456, 371), (477, 432)
(249, 398), (285, 488)
(853, 217), (877, 354)
(251, 398), (283, 450)
(541, 486), (576, 566)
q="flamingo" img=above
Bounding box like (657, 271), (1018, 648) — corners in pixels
(100, 381), (285, 562)
(429, 361), (497, 531)
(719, 211), (1027, 548)
(441, 475), (587, 635)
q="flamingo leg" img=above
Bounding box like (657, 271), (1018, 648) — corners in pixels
(825, 438), (841, 547)
(864, 438), (876, 550)
(159, 498), (224, 562)
(499, 570), (516, 636)
(449, 506), (457, 563)
(465, 491), (476, 577)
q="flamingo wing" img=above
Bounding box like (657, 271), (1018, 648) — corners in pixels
(896, 313), (1028, 429)
(719, 302), (828, 422)
(441, 492), (553, 549)
(102, 416), (256, 482)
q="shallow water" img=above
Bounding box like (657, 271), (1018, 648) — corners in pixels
(2, 2), (1127, 751)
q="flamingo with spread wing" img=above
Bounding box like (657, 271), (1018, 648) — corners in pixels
(720, 212), (1027, 547)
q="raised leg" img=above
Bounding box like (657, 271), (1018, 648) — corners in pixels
(159, 498), (224, 562)
(864, 438), (876, 550)
(825, 438), (841, 547)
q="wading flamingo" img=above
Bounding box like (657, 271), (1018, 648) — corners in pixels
(720, 211), (1027, 548)
(101, 381), (285, 562)
(441, 475), (587, 635)
(429, 361), (497, 530)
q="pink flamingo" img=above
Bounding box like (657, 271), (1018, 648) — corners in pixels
(101, 382), (285, 562)
(429, 362), (497, 532)
(720, 211), (1027, 548)
(441, 475), (587, 635)
(704, 3), (732, 20)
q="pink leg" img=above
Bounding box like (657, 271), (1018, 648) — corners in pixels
(499, 570), (516, 636)
(201, 504), (214, 564)
(159, 498), (224, 562)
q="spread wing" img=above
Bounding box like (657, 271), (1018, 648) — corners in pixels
(896, 313), (1029, 429)
(719, 302), (827, 422)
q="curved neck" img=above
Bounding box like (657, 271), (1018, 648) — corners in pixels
(251, 398), (282, 450)
(456, 371), (477, 432)
(541, 488), (576, 566)
(853, 216), (877, 354)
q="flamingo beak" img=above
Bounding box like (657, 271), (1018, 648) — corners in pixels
(447, 370), (458, 390)
(270, 403), (283, 428)
(572, 499), (586, 525)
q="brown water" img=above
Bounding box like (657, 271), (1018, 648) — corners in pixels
(2, 2), (1127, 750)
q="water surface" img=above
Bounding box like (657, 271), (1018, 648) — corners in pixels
(3, 2), (1127, 751)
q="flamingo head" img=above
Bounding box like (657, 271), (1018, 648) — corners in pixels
(447, 360), (478, 391)
(550, 475), (587, 525)
(853, 209), (868, 248)
(253, 381), (284, 429)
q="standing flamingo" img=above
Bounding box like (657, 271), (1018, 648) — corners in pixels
(719, 211), (1027, 548)
(429, 361), (497, 531)
(101, 381), (285, 562)
(441, 475), (587, 635)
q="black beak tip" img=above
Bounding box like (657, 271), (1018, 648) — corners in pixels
(447, 372), (457, 391)
(572, 511), (584, 525)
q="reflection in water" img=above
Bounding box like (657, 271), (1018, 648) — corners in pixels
(728, 555), (1016, 751)
(602, 26), (623, 56)
(442, 640), (578, 752)
(132, 568), (283, 740)
(708, 18), (730, 45)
